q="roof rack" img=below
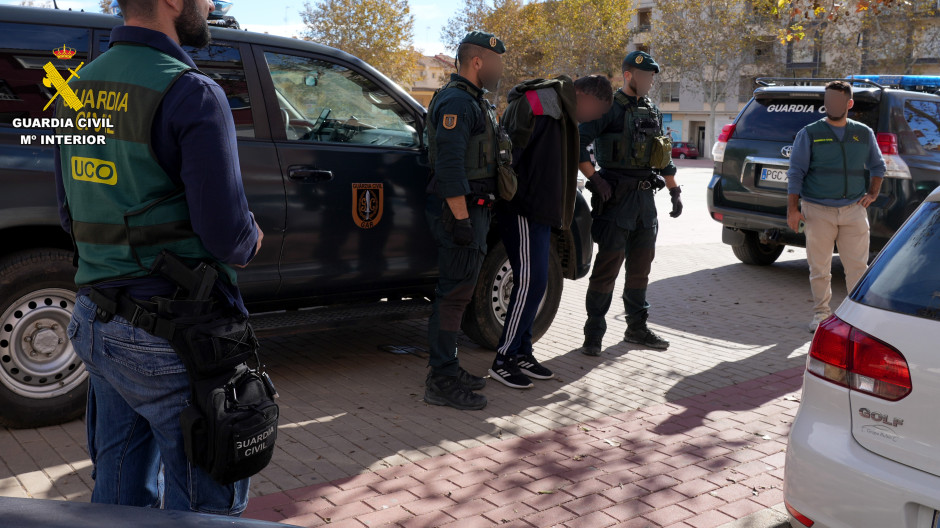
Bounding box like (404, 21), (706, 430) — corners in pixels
(755, 77), (885, 90)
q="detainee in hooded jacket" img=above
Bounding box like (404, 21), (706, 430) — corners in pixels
(499, 76), (581, 229)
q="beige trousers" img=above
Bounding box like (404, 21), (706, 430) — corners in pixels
(802, 200), (870, 315)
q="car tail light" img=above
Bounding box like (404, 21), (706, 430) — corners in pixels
(786, 501), (815, 527)
(877, 132), (898, 155)
(712, 124), (735, 162)
(711, 212), (724, 222)
(876, 132), (912, 180)
(807, 316), (911, 401)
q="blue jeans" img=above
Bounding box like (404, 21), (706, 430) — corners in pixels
(67, 294), (248, 514)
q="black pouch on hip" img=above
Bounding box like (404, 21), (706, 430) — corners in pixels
(170, 311), (259, 378)
(180, 364), (279, 485)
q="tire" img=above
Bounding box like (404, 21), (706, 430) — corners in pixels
(462, 240), (564, 350)
(0, 249), (87, 428)
(679, 153), (687, 159)
(731, 231), (785, 266)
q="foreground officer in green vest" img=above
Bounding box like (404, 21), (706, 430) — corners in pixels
(579, 51), (682, 357)
(53, 0), (263, 513)
(424, 31), (508, 410)
(786, 80), (885, 333)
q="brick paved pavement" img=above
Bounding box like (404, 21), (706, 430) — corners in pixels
(0, 162), (853, 525)
(245, 366), (803, 528)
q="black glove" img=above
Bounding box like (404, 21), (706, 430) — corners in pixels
(669, 186), (683, 218)
(587, 174), (612, 202)
(452, 218), (473, 246)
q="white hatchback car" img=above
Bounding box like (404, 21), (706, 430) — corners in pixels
(784, 187), (940, 528)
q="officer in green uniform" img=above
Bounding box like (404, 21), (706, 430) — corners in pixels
(51, 0), (263, 513)
(424, 31), (508, 410)
(579, 51), (683, 356)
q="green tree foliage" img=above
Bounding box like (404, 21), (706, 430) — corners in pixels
(301, 0), (421, 87)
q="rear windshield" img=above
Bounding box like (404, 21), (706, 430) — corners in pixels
(734, 96), (879, 142)
(852, 201), (940, 321)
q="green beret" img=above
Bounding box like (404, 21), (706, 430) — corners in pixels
(623, 51), (660, 73)
(460, 31), (505, 54)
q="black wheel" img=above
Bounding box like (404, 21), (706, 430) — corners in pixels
(0, 249), (87, 428)
(731, 231), (785, 266)
(679, 153), (687, 159)
(462, 240), (564, 350)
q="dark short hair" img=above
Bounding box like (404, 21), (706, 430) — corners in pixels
(116, 0), (156, 19)
(574, 75), (613, 104)
(825, 80), (853, 98)
(456, 43), (486, 69)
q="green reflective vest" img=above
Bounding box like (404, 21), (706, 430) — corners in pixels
(802, 119), (871, 201)
(55, 42), (237, 287)
(594, 90), (672, 171)
(426, 79), (504, 181)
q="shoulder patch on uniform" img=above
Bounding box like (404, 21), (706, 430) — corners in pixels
(442, 114), (457, 130)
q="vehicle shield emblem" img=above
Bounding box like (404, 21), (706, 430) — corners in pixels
(352, 183), (384, 229)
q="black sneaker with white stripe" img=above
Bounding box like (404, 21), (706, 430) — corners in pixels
(516, 354), (554, 380)
(488, 357), (534, 389)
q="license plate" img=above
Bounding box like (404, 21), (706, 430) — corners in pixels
(760, 167), (788, 183)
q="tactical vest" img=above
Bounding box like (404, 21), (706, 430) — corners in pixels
(594, 90), (671, 171)
(802, 119), (871, 201)
(426, 79), (506, 181)
(55, 42), (238, 287)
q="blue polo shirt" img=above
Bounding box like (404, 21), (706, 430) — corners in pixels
(54, 25), (258, 315)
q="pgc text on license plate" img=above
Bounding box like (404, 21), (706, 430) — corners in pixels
(760, 167), (788, 183)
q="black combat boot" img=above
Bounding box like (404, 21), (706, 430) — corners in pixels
(624, 313), (669, 350)
(424, 372), (487, 410)
(581, 335), (603, 356)
(457, 367), (486, 390)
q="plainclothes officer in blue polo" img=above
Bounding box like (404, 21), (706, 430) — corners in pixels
(487, 75), (613, 389)
(786, 80), (885, 333)
(578, 51), (682, 357)
(424, 31), (506, 410)
(53, 0), (262, 514)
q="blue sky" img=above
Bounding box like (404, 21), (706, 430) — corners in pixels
(4, 0), (459, 55)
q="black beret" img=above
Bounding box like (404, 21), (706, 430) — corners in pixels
(623, 51), (660, 73)
(460, 31), (505, 54)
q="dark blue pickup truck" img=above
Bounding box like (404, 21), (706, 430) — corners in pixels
(0, 6), (593, 428)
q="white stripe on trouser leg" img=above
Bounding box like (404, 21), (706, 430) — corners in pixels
(498, 215), (531, 355)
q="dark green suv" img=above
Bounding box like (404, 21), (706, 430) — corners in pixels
(707, 77), (940, 265)
(0, 6), (594, 427)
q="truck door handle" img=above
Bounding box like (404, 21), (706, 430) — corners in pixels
(288, 166), (333, 183)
